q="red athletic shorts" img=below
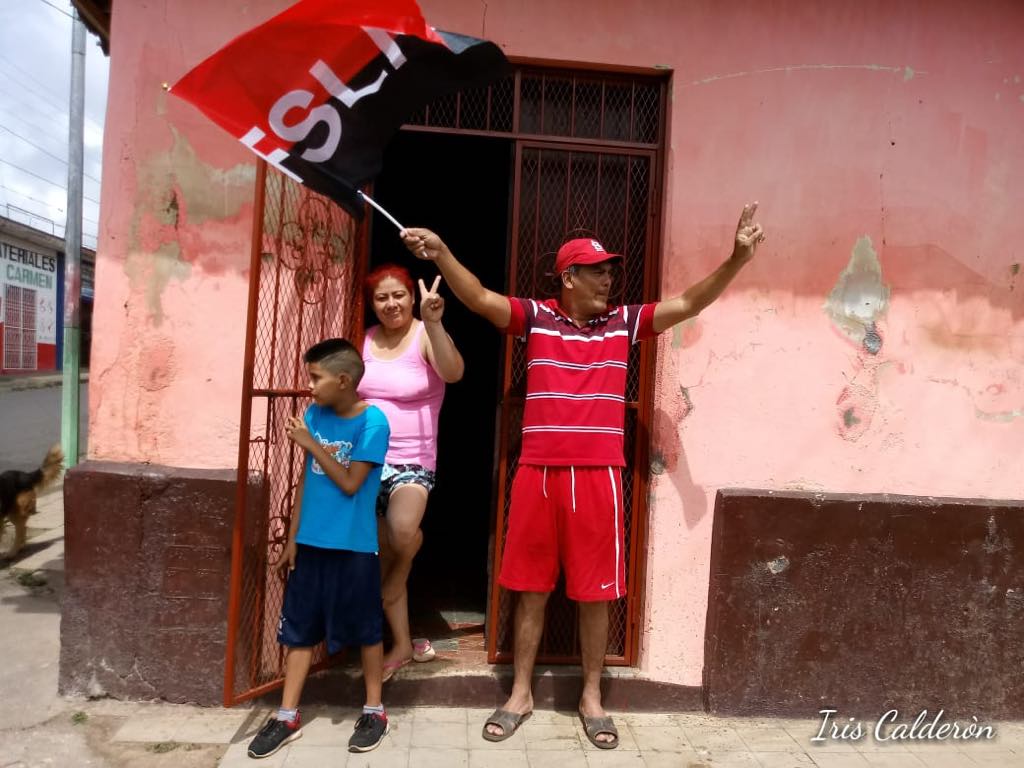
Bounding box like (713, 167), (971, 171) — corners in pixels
(498, 465), (626, 601)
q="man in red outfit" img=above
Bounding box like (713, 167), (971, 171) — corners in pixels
(401, 203), (765, 748)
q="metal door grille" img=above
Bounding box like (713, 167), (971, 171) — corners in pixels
(408, 64), (666, 667)
(489, 140), (660, 665)
(225, 162), (367, 705)
(3, 284), (37, 370)
(406, 68), (661, 147)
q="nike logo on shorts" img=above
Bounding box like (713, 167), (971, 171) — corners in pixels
(600, 581), (615, 590)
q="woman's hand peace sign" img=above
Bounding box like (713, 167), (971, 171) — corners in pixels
(419, 275), (445, 323)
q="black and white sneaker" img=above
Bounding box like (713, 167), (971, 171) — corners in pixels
(348, 712), (389, 752)
(247, 714), (302, 758)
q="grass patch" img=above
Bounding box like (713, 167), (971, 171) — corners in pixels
(71, 711), (88, 725)
(148, 742), (180, 754)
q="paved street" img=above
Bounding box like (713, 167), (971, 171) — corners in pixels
(0, 380), (88, 468)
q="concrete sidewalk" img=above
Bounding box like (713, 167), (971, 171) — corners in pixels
(50, 698), (1024, 768)
(4, 488), (1024, 767)
(204, 707), (1024, 767)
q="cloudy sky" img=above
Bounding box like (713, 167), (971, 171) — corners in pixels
(0, 0), (109, 250)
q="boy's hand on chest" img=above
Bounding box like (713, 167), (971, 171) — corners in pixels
(285, 416), (316, 451)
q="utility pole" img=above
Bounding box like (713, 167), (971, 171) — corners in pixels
(61, 10), (86, 466)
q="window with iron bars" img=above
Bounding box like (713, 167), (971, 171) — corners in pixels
(4, 284), (37, 370)
(406, 68), (662, 148)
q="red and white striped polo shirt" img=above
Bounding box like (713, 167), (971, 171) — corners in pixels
(506, 297), (658, 467)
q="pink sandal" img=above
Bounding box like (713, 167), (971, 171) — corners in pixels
(383, 640), (435, 682)
(381, 658), (410, 683)
(412, 638), (436, 662)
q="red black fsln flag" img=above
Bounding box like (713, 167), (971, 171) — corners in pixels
(172, 0), (508, 216)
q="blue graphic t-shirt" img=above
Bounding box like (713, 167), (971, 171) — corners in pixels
(296, 403), (390, 553)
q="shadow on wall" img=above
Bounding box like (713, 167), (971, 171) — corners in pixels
(884, 243), (1023, 340)
(651, 393), (708, 531)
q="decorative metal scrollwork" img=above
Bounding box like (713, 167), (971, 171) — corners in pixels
(270, 194), (356, 305)
(267, 480), (297, 574)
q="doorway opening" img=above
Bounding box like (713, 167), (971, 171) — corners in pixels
(369, 130), (513, 659)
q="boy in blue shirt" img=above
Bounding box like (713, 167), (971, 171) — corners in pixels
(248, 338), (392, 758)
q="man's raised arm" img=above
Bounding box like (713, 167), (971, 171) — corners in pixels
(401, 228), (512, 329)
(652, 202), (765, 334)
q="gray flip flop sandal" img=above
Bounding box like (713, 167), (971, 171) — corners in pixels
(579, 712), (619, 749)
(482, 709), (532, 742)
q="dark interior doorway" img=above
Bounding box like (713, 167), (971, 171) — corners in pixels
(368, 130), (512, 635)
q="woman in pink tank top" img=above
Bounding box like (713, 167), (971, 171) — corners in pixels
(358, 263), (464, 680)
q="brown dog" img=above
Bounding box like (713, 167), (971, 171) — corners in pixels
(0, 445), (64, 559)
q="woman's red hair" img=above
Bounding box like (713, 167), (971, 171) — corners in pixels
(364, 263), (414, 302)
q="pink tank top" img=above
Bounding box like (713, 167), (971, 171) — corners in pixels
(359, 322), (446, 470)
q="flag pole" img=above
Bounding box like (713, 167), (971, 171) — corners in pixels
(358, 191), (404, 232)
(357, 191), (430, 259)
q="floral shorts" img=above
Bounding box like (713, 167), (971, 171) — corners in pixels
(376, 463), (437, 517)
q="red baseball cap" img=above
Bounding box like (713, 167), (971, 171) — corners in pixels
(554, 238), (622, 274)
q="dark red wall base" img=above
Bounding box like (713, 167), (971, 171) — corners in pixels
(60, 461), (235, 704)
(705, 488), (1024, 718)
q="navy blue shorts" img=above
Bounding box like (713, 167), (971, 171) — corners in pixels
(278, 544), (382, 654)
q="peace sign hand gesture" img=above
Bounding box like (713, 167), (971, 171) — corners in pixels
(732, 201), (765, 264)
(419, 275), (445, 323)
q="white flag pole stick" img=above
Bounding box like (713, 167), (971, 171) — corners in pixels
(358, 190), (429, 260)
(358, 190), (404, 231)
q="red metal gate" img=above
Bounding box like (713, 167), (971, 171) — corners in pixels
(488, 141), (661, 665)
(225, 67), (666, 702)
(224, 161), (367, 705)
(404, 65), (665, 665)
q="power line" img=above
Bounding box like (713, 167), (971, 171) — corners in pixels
(0, 60), (105, 134)
(0, 124), (102, 184)
(0, 124), (66, 165)
(0, 86), (73, 145)
(0, 63), (70, 119)
(0, 185), (99, 226)
(0, 94), (104, 185)
(0, 159), (100, 205)
(0, 62), (104, 134)
(0, 82), (70, 124)
(0, 79), (102, 136)
(0, 183), (61, 211)
(33, 0), (74, 20)
(0, 158), (65, 190)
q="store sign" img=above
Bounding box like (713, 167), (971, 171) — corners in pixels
(2, 241), (57, 287)
(1, 237), (58, 346)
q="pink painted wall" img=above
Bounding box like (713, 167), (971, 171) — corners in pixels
(93, 0), (1024, 686)
(88, 3), (281, 468)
